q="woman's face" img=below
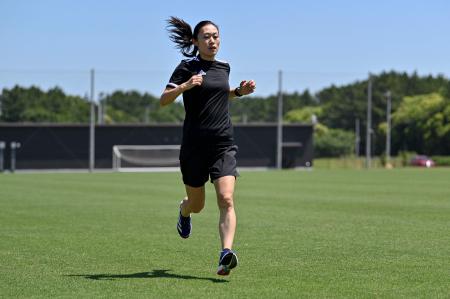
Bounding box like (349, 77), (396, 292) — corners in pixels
(193, 24), (220, 60)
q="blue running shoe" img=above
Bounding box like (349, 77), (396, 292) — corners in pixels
(217, 248), (238, 276)
(177, 206), (191, 239)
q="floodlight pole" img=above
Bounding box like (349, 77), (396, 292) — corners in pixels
(145, 105), (150, 124)
(98, 92), (106, 125)
(89, 69), (95, 172)
(97, 93), (102, 125)
(10, 141), (20, 173)
(0, 141), (5, 172)
(385, 91), (392, 167)
(355, 118), (360, 156)
(365, 74), (372, 169)
(102, 98), (106, 124)
(276, 70), (283, 169)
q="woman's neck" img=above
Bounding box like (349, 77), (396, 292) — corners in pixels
(199, 53), (215, 61)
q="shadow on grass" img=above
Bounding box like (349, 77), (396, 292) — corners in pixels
(67, 269), (228, 283)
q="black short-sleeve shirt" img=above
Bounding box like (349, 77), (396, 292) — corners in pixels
(167, 56), (233, 146)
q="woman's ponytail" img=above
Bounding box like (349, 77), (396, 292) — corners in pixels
(166, 16), (198, 57)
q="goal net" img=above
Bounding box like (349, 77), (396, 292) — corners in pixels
(112, 145), (180, 172)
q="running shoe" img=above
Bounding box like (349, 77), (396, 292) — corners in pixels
(177, 206), (191, 239)
(217, 248), (238, 275)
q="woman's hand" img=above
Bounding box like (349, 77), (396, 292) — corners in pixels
(160, 75), (203, 106)
(238, 80), (256, 95)
(182, 75), (203, 91)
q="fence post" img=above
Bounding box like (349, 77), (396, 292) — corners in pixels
(0, 141), (5, 172)
(10, 141), (21, 173)
(277, 70), (283, 169)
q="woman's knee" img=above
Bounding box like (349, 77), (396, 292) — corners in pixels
(217, 193), (234, 210)
(187, 197), (205, 213)
(185, 185), (205, 214)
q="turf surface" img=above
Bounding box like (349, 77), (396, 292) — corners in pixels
(1, 169), (449, 298)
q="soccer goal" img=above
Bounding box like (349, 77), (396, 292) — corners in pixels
(112, 145), (180, 172)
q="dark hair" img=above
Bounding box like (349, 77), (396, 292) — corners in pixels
(166, 16), (219, 57)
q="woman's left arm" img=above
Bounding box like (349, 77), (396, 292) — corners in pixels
(229, 80), (256, 99)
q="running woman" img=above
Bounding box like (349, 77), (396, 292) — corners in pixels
(160, 17), (256, 276)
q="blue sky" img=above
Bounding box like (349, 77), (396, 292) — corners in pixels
(1, 0), (449, 97)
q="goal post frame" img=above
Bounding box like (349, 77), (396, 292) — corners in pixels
(112, 144), (180, 171)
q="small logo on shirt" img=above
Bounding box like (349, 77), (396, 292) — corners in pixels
(198, 70), (207, 76)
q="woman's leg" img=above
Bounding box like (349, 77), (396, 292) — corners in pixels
(213, 176), (236, 249)
(181, 185), (206, 216)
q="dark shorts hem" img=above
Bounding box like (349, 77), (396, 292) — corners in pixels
(180, 144), (238, 187)
(210, 171), (240, 184)
(183, 179), (209, 188)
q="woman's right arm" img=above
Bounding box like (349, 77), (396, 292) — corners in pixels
(160, 75), (203, 107)
(160, 84), (188, 107)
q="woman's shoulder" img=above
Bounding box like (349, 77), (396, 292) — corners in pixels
(215, 58), (230, 67)
(175, 57), (201, 71)
(214, 59), (230, 72)
(180, 56), (201, 65)
(172, 57), (200, 73)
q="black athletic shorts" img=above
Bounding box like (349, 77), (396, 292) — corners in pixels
(179, 143), (239, 188)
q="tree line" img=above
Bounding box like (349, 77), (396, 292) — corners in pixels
(1, 71), (449, 157)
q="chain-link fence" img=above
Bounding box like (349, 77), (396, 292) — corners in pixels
(3, 68), (436, 170)
(0, 68), (369, 124)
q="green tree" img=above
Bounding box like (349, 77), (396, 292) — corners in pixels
(229, 96), (275, 123)
(314, 127), (355, 157)
(102, 91), (185, 123)
(316, 71), (450, 155)
(2, 71), (450, 155)
(392, 93), (450, 155)
(0, 85), (89, 123)
(285, 106), (323, 123)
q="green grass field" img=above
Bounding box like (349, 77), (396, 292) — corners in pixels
(1, 169), (449, 298)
